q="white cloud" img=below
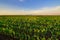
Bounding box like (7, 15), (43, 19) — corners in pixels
(0, 6), (60, 15)
(30, 6), (60, 15)
(19, 0), (24, 2)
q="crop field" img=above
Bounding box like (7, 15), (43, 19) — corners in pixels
(0, 16), (60, 40)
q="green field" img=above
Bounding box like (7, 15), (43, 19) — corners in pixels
(0, 16), (60, 40)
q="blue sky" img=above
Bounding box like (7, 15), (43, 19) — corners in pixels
(0, 0), (60, 9)
(0, 0), (60, 15)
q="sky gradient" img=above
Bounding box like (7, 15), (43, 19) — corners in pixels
(0, 0), (60, 15)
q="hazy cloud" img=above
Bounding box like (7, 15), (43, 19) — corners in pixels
(0, 6), (60, 15)
(19, 0), (25, 2)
